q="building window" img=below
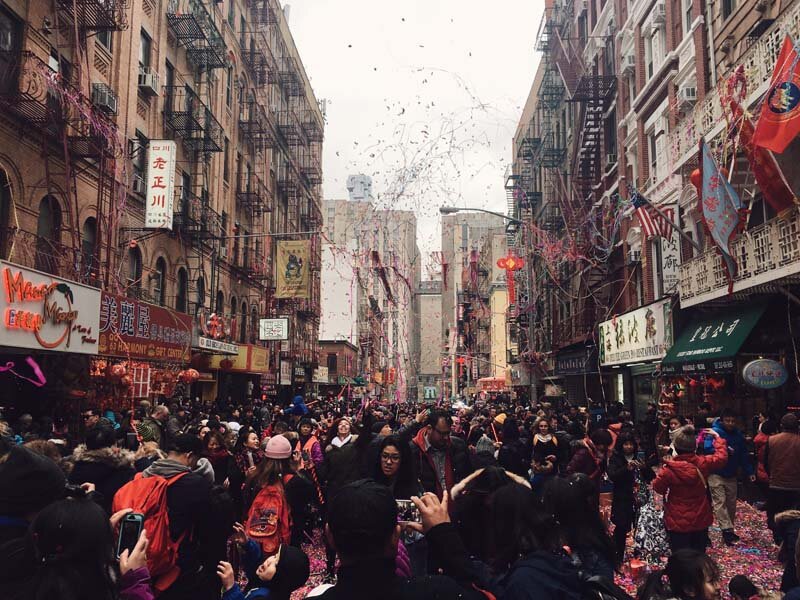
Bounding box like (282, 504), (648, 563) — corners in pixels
(223, 137), (230, 182)
(221, 212), (228, 253)
(240, 301), (247, 342)
(652, 238), (664, 299)
(683, 0), (693, 34)
(176, 267), (188, 313)
(132, 130), (148, 185)
(722, 0), (735, 19)
(97, 30), (112, 52)
(645, 33), (654, 79)
(226, 66), (233, 108)
(139, 29), (151, 71)
(154, 257), (167, 306)
(327, 353), (337, 373)
(81, 217), (97, 283)
(228, 0), (235, 27)
(240, 16), (246, 49)
(35, 196), (62, 274)
(126, 247), (142, 294)
(0, 7), (22, 96)
(196, 276), (205, 311)
(0, 169), (11, 259)
(215, 290), (224, 313)
(250, 307), (258, 344)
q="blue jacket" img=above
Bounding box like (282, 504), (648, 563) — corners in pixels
(705, 418), (753, 478)
(222, 540), (273, 600)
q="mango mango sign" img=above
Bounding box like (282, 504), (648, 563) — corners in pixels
(742, 359), (788, 389)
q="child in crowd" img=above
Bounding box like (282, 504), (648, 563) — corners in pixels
(217, 523), (309, 600)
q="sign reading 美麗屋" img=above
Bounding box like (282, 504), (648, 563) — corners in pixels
(275, 240), (310, 298)
(98, 292), (193, 362)
(145, 140), (177, 230)
(598, 298), (673, 366)
(0, 261), (100, 354)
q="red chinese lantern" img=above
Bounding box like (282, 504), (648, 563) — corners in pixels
(185, 368), (200, 382)
(497, 253), (524, 305)
(220, 359), (234, 371)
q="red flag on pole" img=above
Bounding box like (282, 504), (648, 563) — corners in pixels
(753, 36), (800, 153)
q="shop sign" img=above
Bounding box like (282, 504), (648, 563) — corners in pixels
(210, 344), (269, 373)
(423, 386), (438, 399)
(250, 346), (269, 372)
(261, 373), (276, 385)
(660, 227), (681, 294)
(98, 292), (192, 361)
(0, 261), (100, 354)
(198, 336), (238, 355)
(144, 140), (177, 230)
(294, 365), (306, 383)
(598, 298), (673, 366)
(743, 359), (788, 389)
(280, 360), (292, 385)
(544, 384), (564, 397)
(259, 318), (289, 341)
(313, 366), (329, 384)
(555, 346), (598, 376)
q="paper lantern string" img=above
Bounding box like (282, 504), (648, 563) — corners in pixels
(0, 357), (47, 387)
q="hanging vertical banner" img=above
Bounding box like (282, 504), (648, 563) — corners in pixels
(275, 240), (310, 298)
(660, 211), (681, 293)
(145, 140), (177, 230)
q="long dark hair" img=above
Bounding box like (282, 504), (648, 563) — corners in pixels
(28, 498), (118, 600)
(638, 549), (719, 600)
(542, 473), (619, 569)
(372, 435), (415, 492)
(612, 431), (638, 457)
(249, 455), (292, 489)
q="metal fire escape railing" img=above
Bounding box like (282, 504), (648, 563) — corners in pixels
(166, 0), (227, 70)
(163, 85), (223, 153)
(239, 96), (275, 152)
(56, 0), (128, 31)
(236, 169), (271, 216)
(298, 144), (322, 186)
(173, 187), (222, 247)
(247, 0), (280, 25)
(278, 55), (303, 97)
(276, 108), (304, 146)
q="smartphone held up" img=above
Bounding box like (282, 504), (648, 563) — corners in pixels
(396, 499), (421, 524)
(117, 513), (144, 559)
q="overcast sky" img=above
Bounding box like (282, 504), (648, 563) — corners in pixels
(287, 0), (543, 272)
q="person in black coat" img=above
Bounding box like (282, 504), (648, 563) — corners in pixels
(410, 410), (473, 498)
(68, 422), (135, 514)
(497, 418), (531, 478)
(606, 431), (654, 561)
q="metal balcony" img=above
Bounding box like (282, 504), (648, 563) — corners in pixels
(277, 110), (303, 145)
(236, 173), (271, 214)
(56, 0), (128, 31)
(301, 110), (323, 142)
(278, 56), (302, 96)
(248, 0), (279, 25)
(276, 161), (298, 197)
(680, 209), (800, 307)
(0, 51), (72, 131)
(241, 47), (274, 87)
(173, 190), (222, 243)
(239, 100), (275, 151)
(299, 150), (322, 186)
(163, 85), (223, 152)
(167, 0), (226, 70)
(4, 228), (80, 280)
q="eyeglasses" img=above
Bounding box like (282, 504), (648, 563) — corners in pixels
(380, 453), (401, 462)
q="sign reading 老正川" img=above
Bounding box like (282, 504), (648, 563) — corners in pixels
(0, 261), (100, 354)
(598, 299), (673, 366)
(144, 141), (177, 230)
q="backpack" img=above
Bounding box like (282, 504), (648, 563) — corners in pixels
(246, 476), (292, 555)
(112, 471), (188, 593)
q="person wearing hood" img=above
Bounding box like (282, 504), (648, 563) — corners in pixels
(497, 417), (531, 478)
(68, 422), (135, 514)
(566, 428), (612, 490)
(123, 433), (214, 600)
(219, 523), (309, 600)
(653, 425), (727, 552)
(410, 410), (472, 500)
(704, 409), (754, 546)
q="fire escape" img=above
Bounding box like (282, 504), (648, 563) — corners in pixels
(163, 0), (227, 315)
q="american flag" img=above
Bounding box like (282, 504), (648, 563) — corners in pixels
(629, 185), (675, 239)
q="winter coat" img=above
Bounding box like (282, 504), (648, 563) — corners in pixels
(320, 440), (363, 503)
(120, 567), (155, 600)
(706, 418), (753, 478)
(775, 510), (800, 591)
(754, 431), (770, 484)
(652, 436), (727, 532)
(566, 440), (606, 488)
(498, 438), (531, 477)
(607, 453), (639, 528)
(410, 429), (472, 497)
(68, 445), (136, 513)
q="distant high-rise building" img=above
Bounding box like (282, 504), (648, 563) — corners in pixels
(346, 174), (374, 202)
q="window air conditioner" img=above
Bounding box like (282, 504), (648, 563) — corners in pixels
(678, 85), (698, 104)
(138, 67), (160, 96)
(91, 83), (118, 114)
(132, 174), (146, 195)
(627, 249), (642, 265)
(653, 2), (666, 23)
(622, 54), (636, 75)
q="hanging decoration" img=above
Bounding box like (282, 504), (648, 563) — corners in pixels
(497, 253), (524, 304)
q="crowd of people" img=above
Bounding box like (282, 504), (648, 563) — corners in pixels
(1, 392), (799, 600)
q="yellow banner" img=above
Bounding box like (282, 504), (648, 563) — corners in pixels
(275, 240), (310, 298)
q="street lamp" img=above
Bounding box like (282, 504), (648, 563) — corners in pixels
(439, 206), (522, 226)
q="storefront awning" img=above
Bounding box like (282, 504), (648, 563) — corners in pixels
(661, 304), (766, 375)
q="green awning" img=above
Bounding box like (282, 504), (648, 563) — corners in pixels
(661, 303), (766, 375)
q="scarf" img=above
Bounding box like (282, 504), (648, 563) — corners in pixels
(534, 433), (555, 445)
(331, 434), (352, 448)
(204, 448), (230, 466)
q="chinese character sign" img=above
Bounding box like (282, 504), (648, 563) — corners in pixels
(145, 141), (177, 230)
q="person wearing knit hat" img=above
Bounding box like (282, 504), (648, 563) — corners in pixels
(652, 425), (728, 553)
(265, 435), (293, 459)
(135, 420), (158, 444)
(0, 445), (66, 532)
(219, 522), (310, 600)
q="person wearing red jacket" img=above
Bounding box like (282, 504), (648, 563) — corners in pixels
(652, 425), (728, 553)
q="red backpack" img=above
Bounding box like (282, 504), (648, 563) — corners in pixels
(246, 475), (293, 555)
(112, 472), (189, 593)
